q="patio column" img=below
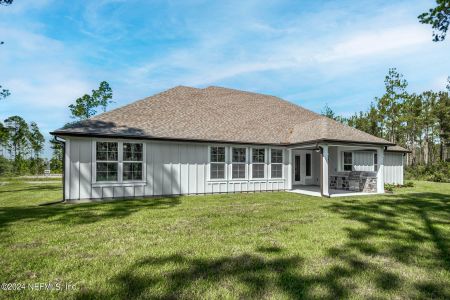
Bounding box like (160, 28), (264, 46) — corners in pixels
(320, 145), (330, 197)
(377, 147), (384, 193)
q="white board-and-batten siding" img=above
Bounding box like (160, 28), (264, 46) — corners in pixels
(384, 152), (404, 185)
(64, 138), (289, 200)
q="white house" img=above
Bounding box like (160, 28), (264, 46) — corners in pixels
(51, 86), (408, 201)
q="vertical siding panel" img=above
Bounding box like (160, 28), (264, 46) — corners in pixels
(171, 145), (180, 195)
(180, 145), (189, 194)
(188, 146), (197, 194)
(153, 143), (163, 196)
(79, 140), (91, 199)
(145, 142), (154, 196)
(162, 144), (172, 195)
(197, 145), (205, 194)
(70, 140), (80, 200)
(64, 139), (71, 200)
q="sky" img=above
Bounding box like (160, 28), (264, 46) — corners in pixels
(0, 0), (449, 158)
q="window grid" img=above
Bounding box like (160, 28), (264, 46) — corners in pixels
(252, 148), (265, 178)
(271, 149), (283, 178)
(343, 152), (352, 171)
(210, 146), (226, 179)
(96, 142), (118, 182)
(232, 147), (246, 179)
(123, 143), (144, 181)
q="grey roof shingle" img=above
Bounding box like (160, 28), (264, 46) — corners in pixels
(52, 86), (396, 146)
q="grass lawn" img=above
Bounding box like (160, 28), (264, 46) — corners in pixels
(0, 180), (449, 299)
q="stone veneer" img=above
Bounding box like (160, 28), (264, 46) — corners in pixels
(330, 171), (377, 193)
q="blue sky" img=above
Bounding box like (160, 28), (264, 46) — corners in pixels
(0, 0), (449, 158)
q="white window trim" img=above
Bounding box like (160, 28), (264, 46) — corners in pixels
(250, 147), (266, 180)
(92, 139), (146, 186)
(269, 148), (284, 179)
(123, 142), (145, 182)
(231, 146), (248, 180)
(208, 145), (227, 181)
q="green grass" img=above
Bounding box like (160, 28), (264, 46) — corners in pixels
(0, 180), (449, 299)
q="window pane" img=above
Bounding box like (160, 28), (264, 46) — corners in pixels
(96, 162), (118, 182)
(271, 149), (283, 163)
(252, 164), (264, 178)
(211, 147), (225, 163)
(123, 162), (143, 181)
(97, 142), (108, 152)
(210, 163), (225, 179)
(271, 164), (282, 178)
(306, 153), (311, 176)
(124, 143), (143, 161)
(107, 151), (118, 161)
(232, 148), (246, 163)
(344, 152), (352, 164)
(344, 164), (352, 171)
(252, 148), (265, 163)
(232, 164), (245, 179)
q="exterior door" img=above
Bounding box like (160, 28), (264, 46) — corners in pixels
(294, 154), (301, 184)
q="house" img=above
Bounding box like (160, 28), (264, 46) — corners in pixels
(51, 86), (408, 200)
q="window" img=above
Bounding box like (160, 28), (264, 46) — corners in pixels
(305, 153), (311, 176)
(123, 143), (143, 181)
(343, 152), (352, 171)
(210, 146), (225, 179)
(96, 142), (118, 181)
(252, 148), (265, 178)
(374, 153), (378, 172)
(271, 149), (283, 178)
(232, 147), (246, 179)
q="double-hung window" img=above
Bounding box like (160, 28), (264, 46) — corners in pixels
(96, 142), (118, 182)
(232, 147), (246, 179)
(270, 149), (283, 178)
(252, 148), (265, 178)
(123, 143), (144, 181)
(343, 152), (353, 171)
(210, 146), (226, 179)
(95, 141), (144, 183)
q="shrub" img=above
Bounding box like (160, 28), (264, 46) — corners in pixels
(384, 184), (395, 192)
(405, 162), (450, 183)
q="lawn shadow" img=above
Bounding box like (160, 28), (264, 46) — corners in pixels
(325, 192), (450, 299)
(0, 196), (182, 231)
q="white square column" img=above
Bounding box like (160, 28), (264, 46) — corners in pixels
(320, 144), (330, 197)
(377, 147), (384, 193)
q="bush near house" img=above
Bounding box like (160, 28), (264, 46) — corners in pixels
(405, 161), (450, 183)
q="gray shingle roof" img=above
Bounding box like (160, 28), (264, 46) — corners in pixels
(52, 86), (395, 146)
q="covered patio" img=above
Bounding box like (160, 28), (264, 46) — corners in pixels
(287, 142), (384, 197)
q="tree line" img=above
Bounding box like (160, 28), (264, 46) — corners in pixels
(322, 68), (450, 169)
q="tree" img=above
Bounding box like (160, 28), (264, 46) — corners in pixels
(376, 68), (408, 143)
(320, 104), (347, 123)
(68, 81), (113, 120)
(419, 0), (450, 41)
(28, 122), (45, 159)
(0, 0), (13, 98)
(4, 116), (30, 174)
(28, 122), (45, 174)
(0, 85), (9, 100)
(49, 137), (63, 173)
